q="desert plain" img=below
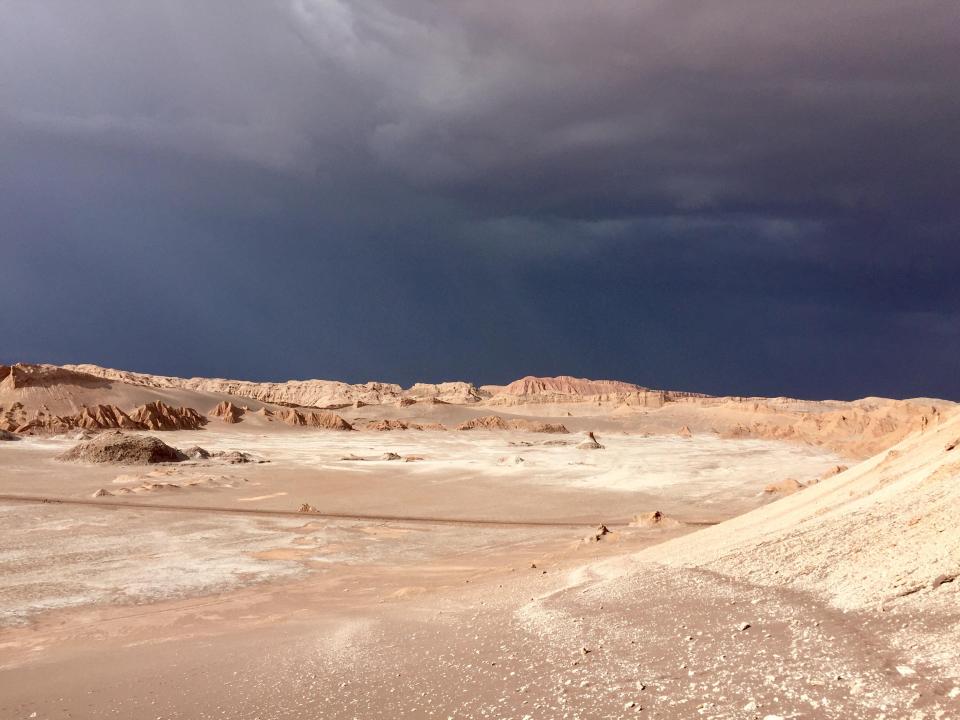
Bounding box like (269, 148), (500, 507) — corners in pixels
(0, 363), (958, 719)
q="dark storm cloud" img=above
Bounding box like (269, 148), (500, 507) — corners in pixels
(1, 1), (959, 398)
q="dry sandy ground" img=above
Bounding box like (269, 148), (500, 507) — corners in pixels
(1, 521), (954, 719)
(1, 416), (957, 718)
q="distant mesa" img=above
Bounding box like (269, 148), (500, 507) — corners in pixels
(482, 375), (710, 409)
(62, 363), (408, 408)
(497, 375), (648, 397)
(366, 419), (420, 431)
(510, 419), (569, 433)
(363, 419), (447, 431)
(456, 415), (510, 431)
(272, 408), (353, 430)
(406, 382), (485, 404)
(0, 362), (111, 391)
(61, 364), (488, 408)
(456, 415), (569, 433)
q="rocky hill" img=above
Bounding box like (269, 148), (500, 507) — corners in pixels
(2, 363), (954, 457)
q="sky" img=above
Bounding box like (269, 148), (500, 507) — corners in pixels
(2, 1), (959, 399)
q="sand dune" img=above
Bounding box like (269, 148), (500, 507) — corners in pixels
(645, 409), (960, 614)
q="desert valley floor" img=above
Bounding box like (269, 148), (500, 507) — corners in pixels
(0, 364), (958, 719)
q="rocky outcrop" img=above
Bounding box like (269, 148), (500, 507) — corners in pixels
(406, 382), (486, 404)
(630, 510), (681, 528)
(274, 408), (353, 430)
(482, 375), (710, 408)
(716, 401), (946, 458)
(58, 433), (187, 464)
(496, 375), (648, 397)
(209, 401), (245, 424)
(364, 419), (413, 431)
(64, 364), (405, 408)
(76, 404), (143, 430)
(183, 445), (211, 459)
(456, 415), (511, 431)
(5, 401), (205, 435)
(130, 402), (207, 431)
(13, 363), (952, 458)
(366, 419), (414, 431)
(455, 415), (569, 433)
(763, 477), (804, 495)
(0, 363), (111, 391)
(577, 431), (604, 450)
(509, 419), (569, 433)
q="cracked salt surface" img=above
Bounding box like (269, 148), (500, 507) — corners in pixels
(0, 504), (305, 625)
(156, 429), (844, 498)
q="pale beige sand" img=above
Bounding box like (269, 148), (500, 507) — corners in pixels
(1, 364), (958, 718)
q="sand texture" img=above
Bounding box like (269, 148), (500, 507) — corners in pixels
(1, 363), (958, 718)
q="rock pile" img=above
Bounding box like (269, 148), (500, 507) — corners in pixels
(577, 431), (604, 450)
(57, 433), (187, 465)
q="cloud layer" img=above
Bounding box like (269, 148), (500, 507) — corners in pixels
(2, 1), (959, 398)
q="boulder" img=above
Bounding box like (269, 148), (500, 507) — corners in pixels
(763, 478), (804, 495)
(58, 432), (186, 465)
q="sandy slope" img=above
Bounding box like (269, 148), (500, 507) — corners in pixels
(643, 409), (960, 613)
